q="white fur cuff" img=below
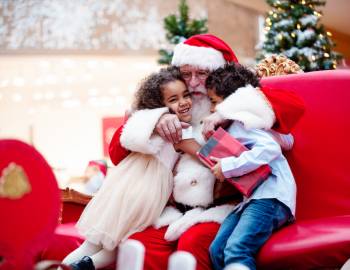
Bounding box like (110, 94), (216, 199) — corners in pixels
(120, 107), (168, 154)
(216, 85), (275, 130)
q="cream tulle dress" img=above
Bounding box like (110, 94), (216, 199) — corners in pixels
(76, 107), (179, 250)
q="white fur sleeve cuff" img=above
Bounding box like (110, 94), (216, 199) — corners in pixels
(216, 85), (275, 130)
(120, 107), (168, 154)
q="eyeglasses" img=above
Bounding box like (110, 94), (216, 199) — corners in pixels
(180, 70), (209, 81)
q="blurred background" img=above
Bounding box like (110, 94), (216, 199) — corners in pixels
(1, 0), (349, 187)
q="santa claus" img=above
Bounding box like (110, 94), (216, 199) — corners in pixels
(109, 34), (305, 270)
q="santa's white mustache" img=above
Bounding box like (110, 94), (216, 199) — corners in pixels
(188, 85), (207, 95)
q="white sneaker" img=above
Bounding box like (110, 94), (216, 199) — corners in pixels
(224, 263), (250, 270)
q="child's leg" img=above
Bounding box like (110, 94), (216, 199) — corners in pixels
(223, 199), (291, 270)
(62, 240), (101, 265)
(209, 211), (241, 270)
(90, 248), (116, 269)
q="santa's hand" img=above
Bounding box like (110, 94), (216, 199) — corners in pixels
(155, 113), (190, 144)
(209, 156), (225, 182)
(202, 112), (225, 140)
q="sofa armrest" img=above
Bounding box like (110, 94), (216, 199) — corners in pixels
(257, 215), (350, 269)
(60, 188), (92, 224)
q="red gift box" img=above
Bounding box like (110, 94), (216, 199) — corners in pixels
(197, 127), (271, 197)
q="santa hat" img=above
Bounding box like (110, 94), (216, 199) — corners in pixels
(171, 34), (238, 70)
(172, 34), (305, 133)
(259, 86), (305, 134)
(88, 160), (107, 176)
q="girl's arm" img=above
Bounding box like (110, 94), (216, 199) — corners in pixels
(174, 139), (201, 158)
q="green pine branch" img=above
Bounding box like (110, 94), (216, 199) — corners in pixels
(258, 0), (343, 71)
(158, 0), (208, 65)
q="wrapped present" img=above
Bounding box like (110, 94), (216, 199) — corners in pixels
(197, 127), (271, 197)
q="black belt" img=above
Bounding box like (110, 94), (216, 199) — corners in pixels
(174, 202), (213, 214)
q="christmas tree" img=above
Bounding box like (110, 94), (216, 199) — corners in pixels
(158, 0), (208, 65)
(258, 0), (342, 71)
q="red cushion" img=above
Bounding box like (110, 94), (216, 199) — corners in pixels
(39, 223), (84, 261)
(257, 215), (350, 269)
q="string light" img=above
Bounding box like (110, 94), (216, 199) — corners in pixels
(273, 13), (278, 18)
(324, 53), (330, 57)
(301, 0), (306, 5)
(311, 55), (316, 61)
(297, 24), (301, 29)
(291, 32), (296, 38)
(326, 31), (332, 36)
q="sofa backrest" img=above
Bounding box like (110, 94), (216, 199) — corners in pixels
(261, 70), (350, 221)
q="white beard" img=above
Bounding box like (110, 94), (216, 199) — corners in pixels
(188, 85), (211, 125)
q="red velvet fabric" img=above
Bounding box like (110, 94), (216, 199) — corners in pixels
(260, 86), (306, 134)
(129, 222), (220, 270)
(61, 202), (87, 224)
(39, 223), (84, 261)
(109, 122), (129, 166)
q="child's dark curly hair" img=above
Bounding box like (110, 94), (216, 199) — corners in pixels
(134, 66), (185, 110)
(205, 63), (260, 99)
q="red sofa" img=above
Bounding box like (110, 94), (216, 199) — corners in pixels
(40, 70), (350, 269)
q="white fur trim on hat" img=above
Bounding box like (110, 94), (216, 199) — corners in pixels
(171, 42), (226, 70)
(120, 107), (168, 154)
(173, 154), (215, 207)
(216, 85), (276, 130)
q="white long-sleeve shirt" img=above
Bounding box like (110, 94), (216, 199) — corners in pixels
(221, 121), (296, 216)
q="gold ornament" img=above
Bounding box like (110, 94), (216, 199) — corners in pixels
(0, 163), (31, 199)
(255, 54), (303, 77)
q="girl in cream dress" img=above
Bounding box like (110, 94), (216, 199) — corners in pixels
(62, 67), (193, 269)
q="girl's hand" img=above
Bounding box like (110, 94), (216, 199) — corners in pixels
(209, 156), (225, 182)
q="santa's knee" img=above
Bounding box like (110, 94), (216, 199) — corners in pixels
(177, 222), (219, 252)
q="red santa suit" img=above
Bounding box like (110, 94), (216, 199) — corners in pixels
(109, 34), (305, 270)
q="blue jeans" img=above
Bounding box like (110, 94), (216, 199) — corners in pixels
(210, 199), (292, 270)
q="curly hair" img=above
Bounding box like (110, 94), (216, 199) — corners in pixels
(133, 66), (184, 110)
(205, 63), (260, 99)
